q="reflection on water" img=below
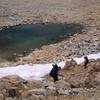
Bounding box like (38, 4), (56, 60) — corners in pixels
(0, 23), (84, 60)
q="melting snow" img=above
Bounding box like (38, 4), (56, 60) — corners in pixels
(0, 53), (99, 80)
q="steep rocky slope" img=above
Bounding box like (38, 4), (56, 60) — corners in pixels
(0, 59), (100, 100)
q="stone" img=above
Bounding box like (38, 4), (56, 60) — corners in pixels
(27, 88), (46, 96)
(64, 59), (77, 70)
(22, 88), (46, 100)
(42, 81), (55, 90)
(87, 97), (99, 100)
(57, 89), (71, 95)
(7, 88), (17, 98)
(0, 75), (28, 99)
(55, 80), (71, 90)
(22, 95), (45, 100)
(5, 97), (17, 100)
(0, 94), (4, 100)
(1, 89), (7, 95)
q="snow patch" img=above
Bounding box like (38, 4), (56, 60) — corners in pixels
(0, 53), (99, 80)
(73, 53), (100, 64)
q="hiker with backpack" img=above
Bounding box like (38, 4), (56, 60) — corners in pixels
(49, 64), (61, 82)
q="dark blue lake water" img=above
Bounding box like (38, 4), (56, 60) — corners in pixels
(0, 23), (83, 60)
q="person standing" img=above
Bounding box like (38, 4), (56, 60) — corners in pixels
(49, 64), (61, 82)
(84, 56), (89, 69)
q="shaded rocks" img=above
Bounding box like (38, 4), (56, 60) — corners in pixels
(6, 88), (19, 98)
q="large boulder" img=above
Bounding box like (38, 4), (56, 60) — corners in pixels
(0, 75), (28, 99)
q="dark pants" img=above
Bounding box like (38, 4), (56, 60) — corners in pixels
(53, 75), (58, 82)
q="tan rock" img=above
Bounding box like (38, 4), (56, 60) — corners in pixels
(0, 94), (4, 100)
(64, 59), (77, 70)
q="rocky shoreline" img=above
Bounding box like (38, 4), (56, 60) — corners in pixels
(15, 25), (99, 65)
(0, 0), (100, 65)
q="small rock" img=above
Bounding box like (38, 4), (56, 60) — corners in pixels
(5, 97), (17, 100)
(7, 88), (17, 98)
(42, 81), (55, 89)
(22, 88), (46, 100)
(55, 80), (71, 90)
(87, 97), (99, 100)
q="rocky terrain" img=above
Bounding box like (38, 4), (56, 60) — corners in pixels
(0, 0), (100, 64)
(17, 28), (100, 64)
(0, 0), (100, 26)
(0, 59), (100, 100)
(0, 0), (100, 27)
(0, 0), (100, 100)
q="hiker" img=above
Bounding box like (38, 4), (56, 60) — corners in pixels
(49, 64), (61, 82)
(84, 56), (89, 69)
(23, 51), (27, 56)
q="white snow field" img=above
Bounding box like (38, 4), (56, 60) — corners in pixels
(0, 53), (100, 80)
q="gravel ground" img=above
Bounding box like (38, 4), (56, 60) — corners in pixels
(0, 0), (100, 27)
